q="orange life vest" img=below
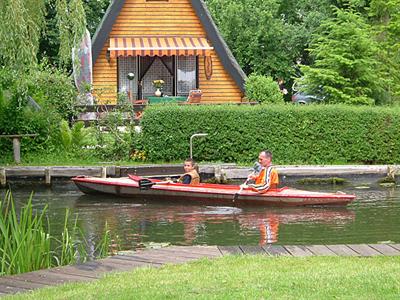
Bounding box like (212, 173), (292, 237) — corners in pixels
(250, 166), (279, 193)
(178, 170), (200, 185)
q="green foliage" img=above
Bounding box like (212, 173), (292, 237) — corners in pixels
(245, 74), (284, 104)
(28, 63), (77, 120)
(59, 120), (89, 152)
(207, 0), (333, 80)
(56, 0), (87, 67)
(368, 0), (400, 104)
(140, 104), (400, 164)
(207, 0), (287, 77)
(59, 120), (73, 149)
(0, 0), (46, 70)
(89, 104), (137, 161)
(299, 8), (384, 105)
(0, 191), (112, 276)
(0, 66), (76, 156)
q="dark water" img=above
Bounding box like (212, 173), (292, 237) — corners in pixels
(2, 180), (400, 249)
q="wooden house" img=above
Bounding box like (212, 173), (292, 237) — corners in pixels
(91, 0), (246, 104)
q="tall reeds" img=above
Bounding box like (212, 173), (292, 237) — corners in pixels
(0, 191), (112, 276)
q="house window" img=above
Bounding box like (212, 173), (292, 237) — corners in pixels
(118, 56), (137, 98)
(142, 56), (173, 98)
(177, 56), (197, 96)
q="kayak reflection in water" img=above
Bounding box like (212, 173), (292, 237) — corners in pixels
(242, 150), (279, 193)
(177, 158), (200, 185)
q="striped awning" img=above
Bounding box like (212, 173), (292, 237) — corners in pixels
(108, 36), (213, 58)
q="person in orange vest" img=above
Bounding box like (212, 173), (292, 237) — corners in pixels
(242, 150), (279, 193)
(177, 158), (200, 185)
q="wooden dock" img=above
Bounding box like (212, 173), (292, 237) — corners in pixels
(0, 244), (399, 296)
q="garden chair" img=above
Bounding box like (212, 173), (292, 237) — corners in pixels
(186, 89), (202, 103)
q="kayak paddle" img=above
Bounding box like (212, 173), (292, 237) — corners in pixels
(139, 179), (171, 190)
(233, 178), (250, 202)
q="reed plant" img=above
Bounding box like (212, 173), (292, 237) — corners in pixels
(0, 191), (112, 276)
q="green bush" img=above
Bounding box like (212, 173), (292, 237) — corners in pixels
(0, 66), (75, 161)
(245, 74), (284, 104)
(30, 63), (77, 120)
(139, 104), (400, 164)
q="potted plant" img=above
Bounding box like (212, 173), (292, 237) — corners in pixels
(152, 79), (165, 97)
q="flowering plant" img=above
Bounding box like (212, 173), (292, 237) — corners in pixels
(152, 79), (165, 89)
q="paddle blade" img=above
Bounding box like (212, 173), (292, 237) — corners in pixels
(233, 192), (239, 202)
(139, 179), (155, 190)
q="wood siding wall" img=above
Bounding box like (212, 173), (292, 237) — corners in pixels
(93, 0), (243, 104)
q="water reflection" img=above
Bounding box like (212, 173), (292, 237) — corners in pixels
(75, 195), (355, 248)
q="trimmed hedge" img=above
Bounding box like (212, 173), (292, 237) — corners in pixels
(139, 104), (400, 164)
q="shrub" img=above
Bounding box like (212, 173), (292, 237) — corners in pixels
(30, 63), (77, 120)
(0, 65), (75, 160)
(245, 74), (284, 104)
(59, 120), (90, 151)
(139, 104), (400, 164)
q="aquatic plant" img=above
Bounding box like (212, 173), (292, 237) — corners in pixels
(0, 191), (112, 276)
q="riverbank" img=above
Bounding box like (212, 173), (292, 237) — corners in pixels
(1, 164), (399, 187)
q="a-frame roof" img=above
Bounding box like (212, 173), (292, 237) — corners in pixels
(91, 0), (247, 92)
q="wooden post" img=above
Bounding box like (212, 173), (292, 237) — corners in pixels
(0, 168), (6, 188)
(45, 168), (51, 186)
(101, 166), (107, 178)
(12, 137), (21, 164)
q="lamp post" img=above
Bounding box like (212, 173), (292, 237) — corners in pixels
(127, 72), (135, 102)
(190, 133), (208, 159)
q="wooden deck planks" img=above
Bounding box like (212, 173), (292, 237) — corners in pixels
(284, 245), (314, 257)
(0, 278), (48, 290)
(368, 244), (400, 256)
(306, 245), (337, 256)
(218, 246), (243, 255)
(347, 244), (382, 256)
(156, 246), (222, 258)
(0, 283), (31, 295)
(326, 244), (359, 256)
(239, 246), (267, 255)
(390, 244), (400, 251)
(262, 245), (291, 256)
(1, 244), (400, 296)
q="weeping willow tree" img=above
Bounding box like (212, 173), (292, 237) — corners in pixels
(56, 0), (87, 67)
(0, 0), (87, 70)
(0, 0), (46, 70)
(0, 0), (86, 124)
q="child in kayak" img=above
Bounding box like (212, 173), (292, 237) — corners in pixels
(177, 158), (200, 185)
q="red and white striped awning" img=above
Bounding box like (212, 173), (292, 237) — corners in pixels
(108, 36), (213, 58)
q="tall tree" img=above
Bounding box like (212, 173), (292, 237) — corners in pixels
(299, 8), (384, 105)
(56, 0), (87, 67)
(0, 0), (46, 70)
(206, 0), (334, 82)
(207, 0), (293, 78)
(368, 0), (400, 104)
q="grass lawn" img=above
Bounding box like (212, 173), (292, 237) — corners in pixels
(6, 255), (400, 299)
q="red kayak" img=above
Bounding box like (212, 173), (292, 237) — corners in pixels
(71, 174), (356, 207)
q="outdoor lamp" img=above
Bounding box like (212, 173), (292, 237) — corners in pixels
(127, 73), (135, 102)
(127, 73), (135, 80)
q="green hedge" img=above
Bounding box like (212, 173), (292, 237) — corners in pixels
(139, 104), (400, 164)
